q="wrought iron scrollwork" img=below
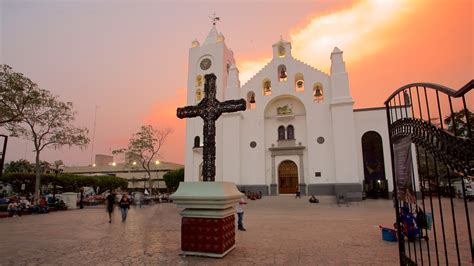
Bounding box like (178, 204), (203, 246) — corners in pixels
(390, 118), (474, 174)
(177, 73), (246, 182)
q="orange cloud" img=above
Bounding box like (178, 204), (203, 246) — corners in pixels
(143, 88), (187, 164)
(238, 0), (413, 83)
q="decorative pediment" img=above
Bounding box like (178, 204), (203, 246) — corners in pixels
(277, 104), (293, 115)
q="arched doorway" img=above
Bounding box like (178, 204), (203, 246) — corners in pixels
(278, 160), (298, 194)
(361, 131), (387, 198)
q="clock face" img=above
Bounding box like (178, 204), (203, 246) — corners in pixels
(200, 58), (212, 70)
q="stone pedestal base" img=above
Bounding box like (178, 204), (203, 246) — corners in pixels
(171, 182), (243, 258)
(181, 216), (235, 257)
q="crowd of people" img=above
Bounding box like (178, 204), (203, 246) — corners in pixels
(5, 195), (67, 217)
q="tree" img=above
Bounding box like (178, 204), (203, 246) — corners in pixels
(7, 88), (89, 200)
(444, 108), (474, 138)
(163, 168), (184, 192)
(4, 159), (34, 173)
(114, 125), (171, 192)
(0, 65), (41, 126)
(0, 172), (127, 195)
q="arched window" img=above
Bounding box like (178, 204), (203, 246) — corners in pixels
(278, 44), (286, 57)
(196, 75), (203, 87)
(278, 65), (287, 82)
(195, 88), (203, 102)
(361, 131), (386, 198)
(194, 136), (200, 148)
(295, 73), (304, 92)
(313, 83), (324, 102)
(278, 126), (286, 140)
(287, 125), (295, 140)
(263, 79), (271, 96)
(247, 91), (256, 109)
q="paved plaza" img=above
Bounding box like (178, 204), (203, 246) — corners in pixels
(1, 196), (471, 265)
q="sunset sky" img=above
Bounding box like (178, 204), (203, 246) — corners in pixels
(1, 0), (472, 166)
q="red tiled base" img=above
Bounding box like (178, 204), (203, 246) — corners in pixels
(181, 215), (235, 256)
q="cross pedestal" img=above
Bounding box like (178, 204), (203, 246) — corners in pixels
(175, 73), (246, 258)
(170, 182), (243, 258)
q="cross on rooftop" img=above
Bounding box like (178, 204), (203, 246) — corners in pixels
(209, 13), (220, 26)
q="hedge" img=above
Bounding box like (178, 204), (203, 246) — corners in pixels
(0, 173), (128, 194)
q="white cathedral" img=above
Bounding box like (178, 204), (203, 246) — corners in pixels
(183, 26), (403, 199)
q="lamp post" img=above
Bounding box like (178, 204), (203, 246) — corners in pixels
(155, 160), (160, 195)
(52, 160), (63, 199)
(0, 135), (8, 178)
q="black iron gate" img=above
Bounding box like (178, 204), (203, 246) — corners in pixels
(385, 80), (473, 265)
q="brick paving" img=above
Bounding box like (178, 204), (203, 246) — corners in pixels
(0, 196), (469, 265)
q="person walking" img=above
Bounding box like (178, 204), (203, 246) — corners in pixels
(295, 187), (301, 199)
(236, 197), (247, 231)
(106, 191), (115, 223)
(79, 188), (84, 209)
(119, 193), (132, 222)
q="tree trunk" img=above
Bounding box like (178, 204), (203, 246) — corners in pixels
(146, 169), (151, 195)
(34, 151), (41, 201)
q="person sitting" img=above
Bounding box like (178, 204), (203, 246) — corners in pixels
(58, 200), (67, 210)
(309, 195), (319, 203)
(295, 189), (301, 199)
(256, 191), (262, 199)
(7, 200), (19, 217)
(39, 197), (49, 213)
(250, 192), (257, 200)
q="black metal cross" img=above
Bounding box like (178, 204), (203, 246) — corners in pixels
(177, 73), (246, 181)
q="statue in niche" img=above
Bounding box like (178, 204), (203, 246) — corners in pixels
(277, 104), (293, 115)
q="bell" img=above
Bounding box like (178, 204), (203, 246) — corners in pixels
(249, 95), (256, 104)
(280, 68), (287, 79)
(315, 88), (322, 97)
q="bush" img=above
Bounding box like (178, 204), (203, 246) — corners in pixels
(0, 173), (128, 195)
(163, 168), (184, 192)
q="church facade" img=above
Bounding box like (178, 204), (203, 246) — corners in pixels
(183, 26), (413, 198)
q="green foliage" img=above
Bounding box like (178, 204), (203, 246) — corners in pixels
(444, 108), (474, 137)
(0, 65), (41, 125)
(4, 159), (34, 173)
(163, 168), (184, 192)
(0, 172), (127, 195)
(2, 66), (90, 199)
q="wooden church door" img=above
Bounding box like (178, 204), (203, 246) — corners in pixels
(278, 160), (298, 194)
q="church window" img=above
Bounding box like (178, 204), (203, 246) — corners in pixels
(263, 79), (271, 96)
(247, 91), (256, 109)
(226, 63), (230, 73)
(287, 125), (295, 140)
(278, 126), (286, 140)
(295, 73), (304, 92)
(278, 65), (287, 82)
(278, 44), (286, 57)
(250, 141), (257, 148)
(196, 75), (203, 87)
(195, 88), (203, 102)
(317, 136), (325, 144)
(313, 83), (324, 102)
(194, 136), (200, 148)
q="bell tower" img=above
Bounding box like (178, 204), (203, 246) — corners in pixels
(184, 23), (237, 182)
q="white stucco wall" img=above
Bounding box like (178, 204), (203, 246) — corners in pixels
(354, 107), (420, 193)
(183, 27), (413, 196)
